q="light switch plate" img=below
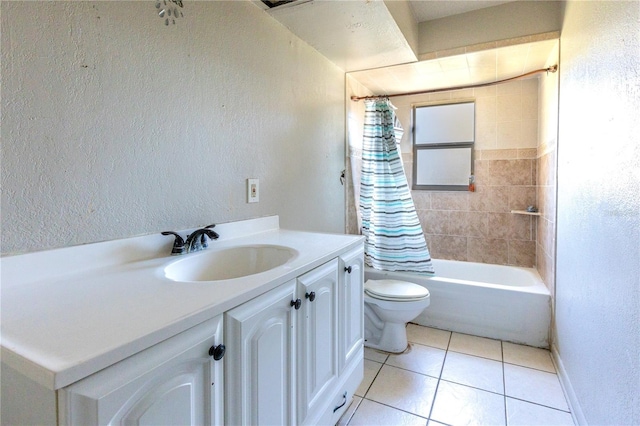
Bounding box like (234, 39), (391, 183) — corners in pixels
(247, 178), (259, 203)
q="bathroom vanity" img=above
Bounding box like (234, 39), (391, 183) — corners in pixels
(1, 216), (364, 425)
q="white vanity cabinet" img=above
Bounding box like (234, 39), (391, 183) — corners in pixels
(225, 255), (364, 426)
(296, 258), (340, 425)
(224, 280), (298, 425)
(339, 246), (365, 371)
(59, 315), (225, 426)
(1, 216), (365, 426)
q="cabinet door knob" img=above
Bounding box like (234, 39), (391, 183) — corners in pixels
(305, 291), (316, 302)
(290, 298), (302, 310)
(344, 266), (352, 273)
(209, 344), (226, 361)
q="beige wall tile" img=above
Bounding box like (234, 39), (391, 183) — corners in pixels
(474, 85), (496, 97)
(521, 78), (539, 96)
(521, 119), (538, 147)
(496, 80), (521, 95)
(517, 148), (538, 159)
(473, 160), (490, 184)
(487, 159), (533, 185)
(448, 211), (469, 236)
(436, 46), (467, 58)
(476, 96), (497, 123)
(487, 213), (511, 239)
(496, 35), (532, 48)
(465, 41), (497, 53)
(509, 185), (537, 211)
(522, 95), (539, 119)
(511, 214), (534, 240)
(418, 209), (449, 235)
(468, 238), (508, 264)
(480, 149), (518, 160)
(451, 88), (474, 99)
(475, 121), (497, 149)
(497, 94), (522, 122)
(427, 234), (468, 261)
(429, 92), (452, 102)
(497, 121), (523, 149)
(509, 240), (536, 267)
(537, 216), (555, 258)
(412, 191), (432, 210)
(469, 185), (510, 212)
(431, 192), (469, 210)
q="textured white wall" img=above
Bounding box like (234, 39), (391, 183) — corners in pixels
(418, 1), (562, 55)
(556, 1), (640, 424)
(1, 1), (345, 254)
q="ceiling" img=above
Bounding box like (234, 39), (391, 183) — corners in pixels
(257, 0), (558, 88)
(348, 38), (559, 96)
(407, 1), (516, 22)
(261, 0), (417, 72)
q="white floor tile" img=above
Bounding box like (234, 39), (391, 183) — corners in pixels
(503, 342), (556, 373)
(348, 398), (427, 426)
(337, 396), (363, 426)
(365, 346), (389, 363)
(506, 397), (574, 425)
(386, 343), (447, 378)
(356, 359), (383, 397)
(441, 351), (504, 394)
(504, 364), (569, 411)
(407, 324), (451, 349)
(366, 365), (439, 418)
(449, 332), (503, 361)
(430, 380), (506, 426)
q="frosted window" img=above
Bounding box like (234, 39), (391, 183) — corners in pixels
(414, 102), (475, 145)
(412, 101), (475, 190)
(414, 147), (473, 189)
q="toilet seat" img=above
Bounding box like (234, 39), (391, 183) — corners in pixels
(365, 279), (430, 302)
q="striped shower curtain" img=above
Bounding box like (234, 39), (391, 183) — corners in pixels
(359, 99), (435, 273)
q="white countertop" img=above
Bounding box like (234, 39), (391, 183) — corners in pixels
(0, 216), (364, 390)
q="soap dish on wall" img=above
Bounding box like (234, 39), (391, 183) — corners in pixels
(511, 209), (541, 216)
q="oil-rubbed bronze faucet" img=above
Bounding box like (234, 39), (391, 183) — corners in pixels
(162, 224), (219, 255)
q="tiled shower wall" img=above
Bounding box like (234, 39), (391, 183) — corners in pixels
(406, 149), (538, 267)
(536, 47), (559, 295)
(347, 78), (545, 268)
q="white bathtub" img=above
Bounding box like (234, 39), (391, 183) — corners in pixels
(365, 259), (551, 348)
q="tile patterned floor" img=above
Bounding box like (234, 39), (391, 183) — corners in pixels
(338, 324), (574, 426)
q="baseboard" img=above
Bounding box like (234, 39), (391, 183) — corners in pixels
(551, 343), (587, 425)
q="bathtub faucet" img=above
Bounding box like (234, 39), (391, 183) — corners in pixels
(161, 224), (219, 255)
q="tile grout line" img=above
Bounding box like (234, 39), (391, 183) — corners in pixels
(361, 327), (568, 425)
(425, 331), (453, 423)
(357, 397), (430, 422)
(502, 341), (508, 426)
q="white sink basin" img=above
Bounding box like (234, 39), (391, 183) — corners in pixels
(164, 245), (298, 282)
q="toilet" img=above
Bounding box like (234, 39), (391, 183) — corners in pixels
(363, 279), (430, 353)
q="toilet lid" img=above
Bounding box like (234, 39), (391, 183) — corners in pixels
(365, 279), (430, 301)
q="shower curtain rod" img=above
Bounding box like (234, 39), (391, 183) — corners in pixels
(350, 65), (558, 102)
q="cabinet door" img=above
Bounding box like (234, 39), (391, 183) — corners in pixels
(60, 315), (224, 426)
(296, 259), (339, 425)
(225, 281), (297, 426)
(339, 246), (365, 371)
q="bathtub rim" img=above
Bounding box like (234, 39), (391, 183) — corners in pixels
(365, 259), (550, 296)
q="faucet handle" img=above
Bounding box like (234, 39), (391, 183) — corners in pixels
(203, 224), (219, 240)
(161, 231), (186, 255)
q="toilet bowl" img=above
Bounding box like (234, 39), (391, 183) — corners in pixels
(363, 279), (430, 353)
